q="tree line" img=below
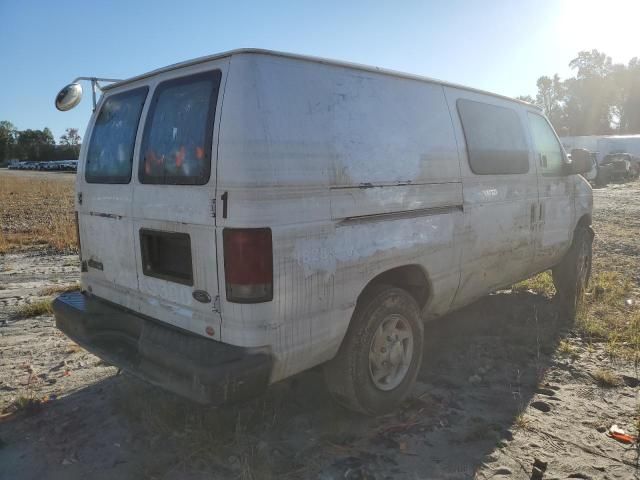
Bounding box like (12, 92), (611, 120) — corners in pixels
(517, 49), (640, 137)
(0, 121), (81, 164)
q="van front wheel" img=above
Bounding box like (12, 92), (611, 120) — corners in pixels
(552, 226), (593, 320)
(324, 285), (424, 415)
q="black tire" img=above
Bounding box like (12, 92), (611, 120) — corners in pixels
(552, 225), (593, 320)
(323, 284), (424, 415)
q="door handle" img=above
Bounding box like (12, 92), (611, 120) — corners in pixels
(530, 203), (536, 227)
(541, 154), (548, 168)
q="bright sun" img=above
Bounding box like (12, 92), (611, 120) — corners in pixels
(559, 0), (640, 63)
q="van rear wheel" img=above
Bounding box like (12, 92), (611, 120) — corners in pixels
(552, 226), (593, 321)
(323, 285), (424, 415)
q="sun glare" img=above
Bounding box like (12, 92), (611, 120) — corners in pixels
(560, 0), (640, 63)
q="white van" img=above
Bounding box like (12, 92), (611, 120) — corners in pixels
(53, 49), (593, 414)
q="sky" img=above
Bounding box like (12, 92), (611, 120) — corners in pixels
(1, 0), (639, 141)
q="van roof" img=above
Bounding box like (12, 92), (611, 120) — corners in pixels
(103, 48), (540, 109)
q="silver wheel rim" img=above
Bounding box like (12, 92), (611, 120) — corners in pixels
(368, 314), (414, 391)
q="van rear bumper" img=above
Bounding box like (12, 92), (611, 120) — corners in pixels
(53, 292), (272, 405)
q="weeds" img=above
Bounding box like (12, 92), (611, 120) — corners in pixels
(11, 395), (42, 413)
(41, 282), (80, 296)
(512, 263), (639, 364)
(513, 271), (556, 297)
(513, 412), (531, 430)
(557, 340), (579, 359)
(592, 369), (622, 388)
(14, 299), (53, 318)
(66, 342), (82, 354)
(576, 270), (639, 362)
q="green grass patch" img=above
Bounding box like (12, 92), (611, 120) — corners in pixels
(587, 270), (632, 306)
(577, 270), (639, 362)
(513, 269), (638, 362)
(513, 271), (556, 297)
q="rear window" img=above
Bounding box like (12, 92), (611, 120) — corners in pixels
(139, 70), (221, 185)
(85, 87), (148, 184)
(457, 99), (529, 175)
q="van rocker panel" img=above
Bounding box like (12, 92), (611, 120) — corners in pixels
(53, 292), (273, 405)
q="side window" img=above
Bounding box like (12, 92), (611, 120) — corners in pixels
(86, 87), (148, 184)
(457, 99), (529, 175)
(527, 112), (565, 176)
(139, 70), (222, 185)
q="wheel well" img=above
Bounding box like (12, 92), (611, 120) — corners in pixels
(576, 214), (592, 230)
(357, 265), (431, 309)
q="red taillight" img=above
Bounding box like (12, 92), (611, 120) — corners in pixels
(223, 228), (273, 303)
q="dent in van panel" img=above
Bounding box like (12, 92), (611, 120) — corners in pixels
(292, 214), (455, 278)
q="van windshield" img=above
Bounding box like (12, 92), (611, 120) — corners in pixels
(85, 87), (148, 184)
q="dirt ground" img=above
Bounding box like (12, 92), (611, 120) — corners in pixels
(0, 170), (638, 479)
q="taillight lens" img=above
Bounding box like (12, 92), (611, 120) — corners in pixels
(223, 228), (273, 303)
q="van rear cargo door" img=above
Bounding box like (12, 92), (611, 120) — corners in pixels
(131, 66), (226, 339)
(77, 87), (149, 295)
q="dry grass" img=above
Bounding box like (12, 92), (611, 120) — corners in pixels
(513, 412), (532, 431)
(66, 342), (82, 354)
(41, 282), (80, 296)
(14, 299), (53, 318)
(592, 369), (623, 388)
(515, 267), (638, 362)
(557, 340), (579, 359)
(578, 270), (639, 362)
(0, 174), (77, 254)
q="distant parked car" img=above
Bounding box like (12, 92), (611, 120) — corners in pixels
(600, 153), (640, 182)
(59, 160), (78, 171)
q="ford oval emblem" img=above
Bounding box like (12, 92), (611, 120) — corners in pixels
(192, 290), (211, 303)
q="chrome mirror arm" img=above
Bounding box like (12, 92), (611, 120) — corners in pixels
(70, 77), (122, 111)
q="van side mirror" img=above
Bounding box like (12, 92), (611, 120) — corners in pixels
(55, 83), (83, 111)
(568, 149), (592, 175)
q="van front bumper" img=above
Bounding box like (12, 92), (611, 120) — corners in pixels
(53, 292), (273, 405)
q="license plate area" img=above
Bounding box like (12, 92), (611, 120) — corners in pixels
(140, 229), (193, 286)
